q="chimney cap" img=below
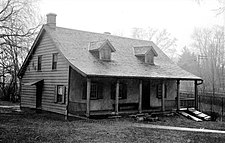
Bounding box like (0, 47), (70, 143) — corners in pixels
(46, 13), (57, 16)
(104, 32), (111, 35)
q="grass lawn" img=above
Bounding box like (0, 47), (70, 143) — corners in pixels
(1, 105), (225, 143)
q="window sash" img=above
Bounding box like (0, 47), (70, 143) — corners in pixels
(57, 94), (63, 103)
(37, 56), (42, 71)
(90, 83), (98, 99)
(100, 48), (111, 60)
(82, 82), (103, 100)
(56, 85), (64, 103)
(52, 53), (58, 70)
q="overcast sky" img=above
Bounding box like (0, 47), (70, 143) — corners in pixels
(39, 0), (224, 54)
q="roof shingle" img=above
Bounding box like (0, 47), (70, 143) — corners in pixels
(45, 25), (201, 80)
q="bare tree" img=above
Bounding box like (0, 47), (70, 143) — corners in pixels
(192, 26), (225, 93)
(131, 27), (177, 58)
(0, 0), (42, 101)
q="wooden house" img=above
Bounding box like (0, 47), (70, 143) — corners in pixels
(18, 13), (202, 117)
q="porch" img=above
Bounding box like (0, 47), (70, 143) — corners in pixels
(68, 68), (202, 117)
(68, 98), (195, 117)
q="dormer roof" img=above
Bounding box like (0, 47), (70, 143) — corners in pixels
(89, 39), (116, 52)
(134, 46), (158, 57)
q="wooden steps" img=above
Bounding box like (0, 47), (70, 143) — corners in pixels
(179, 108), (211, 122)
(188, 108), (211, 121)
(179, 111), (202, 122)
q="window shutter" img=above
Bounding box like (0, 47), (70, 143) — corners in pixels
(82, 82), (87, 99)
(156, 84), (159, 98)
(164, 85), (167, 98)
(54, 85), (57, 103)
(62, 86), (66, 104)
(157, 84), (162, 99)
(122, 83), (127, 99)
(111, 84), (116, 99)
(97, 83), (103, 99)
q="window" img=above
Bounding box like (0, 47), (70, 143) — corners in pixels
(37, 55), (42, 71)
(111, 82), (127, 100)
(145, 53), (154, 64)
(82, 82), (103, 100)
(100, 48), (111, 60)
(156, 83), (167, 99)
(52, 53), (58, 70)
(90, 83), (98, 99)
(55, 85), (65, 103)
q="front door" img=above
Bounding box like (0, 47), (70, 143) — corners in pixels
(36, 81), (43, 109)
(142, 81), (150, 110)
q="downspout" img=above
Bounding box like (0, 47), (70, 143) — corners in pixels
(65, 66), (71, 120)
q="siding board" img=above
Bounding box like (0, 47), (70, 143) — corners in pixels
(20, 32), (69, 115)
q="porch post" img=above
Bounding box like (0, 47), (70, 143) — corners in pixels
(139, 80), (143, 113)
(115, 80), (119, 115)
(161, 81), (165, 112)
(86, 78), (91, 117)
(194, 80), (198, 110)
(177, 80), (180, 111)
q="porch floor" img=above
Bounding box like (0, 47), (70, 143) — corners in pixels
(89, 108), (176, 116)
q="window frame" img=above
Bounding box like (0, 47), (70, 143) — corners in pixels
(145, 50), (155, 65)
(55, 85), (65, 104)
(90, 83), (98, 100)
(82, 82), (103, 100)
(37, 55), (42, 71)
(52, 53), (58, 70)
(99, 48), (111, 61)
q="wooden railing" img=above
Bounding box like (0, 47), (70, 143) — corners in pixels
(165, 98), (195, 110)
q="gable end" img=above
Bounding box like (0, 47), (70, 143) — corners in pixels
(18, 26), (46, 78)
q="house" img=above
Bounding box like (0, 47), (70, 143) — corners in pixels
(18, 13), (202, 117)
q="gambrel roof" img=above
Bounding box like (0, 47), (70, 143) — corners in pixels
(18, 25), (201, 80)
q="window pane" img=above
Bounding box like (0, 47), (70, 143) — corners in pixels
(58, 86), (63, 95)
(53, 53), (58, 62)
(57, 95), (62, 102)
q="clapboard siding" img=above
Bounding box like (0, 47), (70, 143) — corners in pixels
(21, 32), (69, 115)
(21, 85), (36, 108)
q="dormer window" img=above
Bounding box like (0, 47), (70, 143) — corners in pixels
(100, 46), (111, 60)
(134, 46), (158, 65)
(89, 39), (116, 61)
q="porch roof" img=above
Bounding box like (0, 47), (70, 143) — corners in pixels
(44, 26), (201, 80)
(23, 79), (44, 86)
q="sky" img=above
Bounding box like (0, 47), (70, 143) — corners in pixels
(39, 0), (224, 55)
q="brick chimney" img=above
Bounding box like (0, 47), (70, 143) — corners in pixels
(46, 13), (57, 29)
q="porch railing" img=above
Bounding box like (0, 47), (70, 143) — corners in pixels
(165, 98), (195, 110)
